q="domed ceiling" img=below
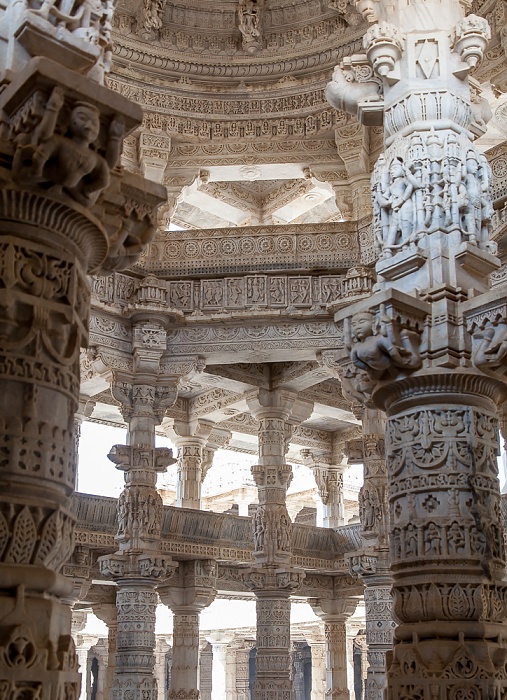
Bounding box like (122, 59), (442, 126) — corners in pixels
(106, 0), (507, 254)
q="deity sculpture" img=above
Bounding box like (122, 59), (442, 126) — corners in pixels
(347, 310), (421, 381)
(13, 87), (124, 206)
(376, 157), (422, 257)
(472, 323), (507, 374)
(142, 0), (166, 33)
(238, 0), (262, 53)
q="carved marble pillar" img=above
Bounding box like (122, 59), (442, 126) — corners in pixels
(99, 363), (179, 700)
(244, 387), (312, 700)
(326, 1), (507, 697)
(0, 9), (163, 695)
(292, 642), (306, 700)
(311, 599), (359, 700)
(168, 420), (214, 509)
(158, 560), (217, 699)
(93, 603), (118, 700)
(77, 635), (99, 700)
(345, 410), (393, 700)
(306, 635), (326, 700)
(226, 644), (238, 700)
(208, 634), (234, 700)
(301, 450), (347, 528)
(235, 642), (253, 700)
(154, 638), (171, 700)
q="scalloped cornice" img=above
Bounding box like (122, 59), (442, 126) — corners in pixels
(111, 30), (364, 81)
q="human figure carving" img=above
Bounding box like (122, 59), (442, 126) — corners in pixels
(348, 311), (421, 380)
(472, 323), (507, 373)
(379, 158), (421, 257)
(13, 87), (124, 206)
(143, 0), (165, 32)
(238, 0), (261, 41)
(461, 150), (492, 245)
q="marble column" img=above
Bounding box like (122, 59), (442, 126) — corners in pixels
(92, 603), (118, 700)
(77, 635), (99, 700)
(226, 644), (238, 700)
(208, 634), (233, 700)
(159, 560), (217, 699)
(345, 409), (394, 700)
(244, 387), (312, 700)
(0, 7), (162, 697)
(327, 0), (507, 697)
(306, 635), (326, 700)
(155, 638), (171, 700)
(301, 450), (347, 528)
(292, 642), (306, 700)
(311, 599), (359, 700)
(235, 641), (253, 700)
(168, 420), (214, 509)
(99, 347), (182, 700)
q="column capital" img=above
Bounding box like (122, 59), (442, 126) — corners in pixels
(242, 566), (305, 595)
(310, 597), (360, 622)
(246, 387), (313, 424)
(168, 419), (214, 445)
(158, 560), (217, 612)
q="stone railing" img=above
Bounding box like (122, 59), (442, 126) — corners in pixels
(72, 493), (361, 573)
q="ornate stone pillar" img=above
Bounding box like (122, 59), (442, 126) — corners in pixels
(306, 634), (327, 700)
(154, 638), (171, 700)
(92, 602), (118, 700)
(158, 560), (217, 699)
(235, 641), (254, 700)
(244, 387), (312, 700)
(77, 635), (99, 700)
(168, 420), (214, 509)
(0, 5), (163, 695)
(311, 599), (359, 700)
(327, 1), (507, 697)
(292, 642), (306, 700)
(208, 633), (234, 700)
(345, 409), (394, 700)
(301, 449), (347, 528)
(226, 644), (238, 700)
(99, 357), (180, 700)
